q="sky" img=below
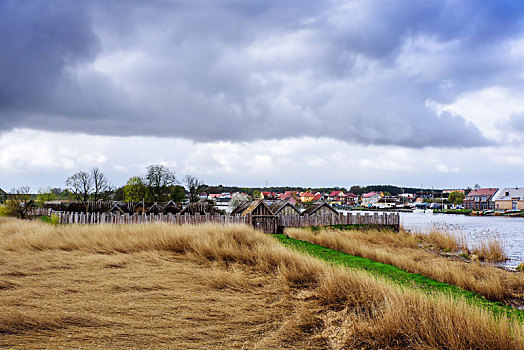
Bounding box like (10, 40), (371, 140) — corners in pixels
(1, 0), (524, 191)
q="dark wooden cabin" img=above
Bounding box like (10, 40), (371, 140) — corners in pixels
(300, 202), (338, 216)
(269, 199), (300, 216)
(231, 199), (273, 217)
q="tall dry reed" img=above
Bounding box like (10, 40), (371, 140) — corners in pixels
(1, 217), (523, 349)
(286, 227), (521, 301)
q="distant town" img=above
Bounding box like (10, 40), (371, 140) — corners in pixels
(1, 164), (523, 218)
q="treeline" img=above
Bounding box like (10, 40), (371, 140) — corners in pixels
(204, 184), (440, 196)
(204, 185), (347, 196)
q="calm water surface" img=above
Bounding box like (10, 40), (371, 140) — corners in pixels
(399, 212), (524, 268)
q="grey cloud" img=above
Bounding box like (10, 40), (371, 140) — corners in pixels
(508, 113), (524, 132)
(1, 0), (521, 147)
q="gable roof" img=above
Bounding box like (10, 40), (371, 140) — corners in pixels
(329, 190), (344, 197)
(230, 200), (251, 215)
(300, 192), (314, 197)
(0, 188), (6, 195)
(270, 199), (300, 215)
(466, 188), (498, 197)
(362, 191), (380, 198)
(300, 202), (338, 216)
(492, 188), (524, 201)
(242, 199), (272, 216)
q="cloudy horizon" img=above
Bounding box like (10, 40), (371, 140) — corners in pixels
(1, 1), (523, 191)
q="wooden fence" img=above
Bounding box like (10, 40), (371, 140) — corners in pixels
(29, 208), (399, 233)
(277, 212), (400, 229)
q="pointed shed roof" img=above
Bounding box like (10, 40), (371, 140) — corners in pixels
(270, 199), (300, 215)
(300, 202), (338, 216)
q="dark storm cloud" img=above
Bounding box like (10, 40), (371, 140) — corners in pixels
(0, 1), (98, 117)
(1, 0), (523, 147)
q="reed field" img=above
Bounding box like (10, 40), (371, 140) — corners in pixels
(286, 226), (523, 303)
(1, 217), (524, 349)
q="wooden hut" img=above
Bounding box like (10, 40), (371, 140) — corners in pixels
(300, 202), (338, 216)
(107, 203), (129, 214)
(231, 199), (273, 217)
(147, 202), (163, 214)
(270, 199), (300, 216)
(0, 188), (7, 203)
(179, 200), (224, 215)
(133, 202), (148, 214)
(162, 200), (181, 214)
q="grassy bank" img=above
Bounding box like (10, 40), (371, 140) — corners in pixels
(1, 217), (523, 349)
(274, 234), (522, 319)
(285, 226), (521, 304)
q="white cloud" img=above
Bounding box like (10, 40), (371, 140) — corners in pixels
(0, 129), (522, 190)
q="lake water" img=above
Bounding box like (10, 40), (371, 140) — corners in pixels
(399, 212), (524, 268)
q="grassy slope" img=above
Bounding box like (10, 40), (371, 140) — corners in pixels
(274, 234), (523, 319)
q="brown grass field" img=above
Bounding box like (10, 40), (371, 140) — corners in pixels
(286, 227), (524, 303)
(1, 218), (524, 349)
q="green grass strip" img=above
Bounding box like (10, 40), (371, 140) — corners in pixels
(274, 233), (524, 320)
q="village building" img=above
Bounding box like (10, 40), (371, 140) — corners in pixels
(269, 199), (300, 216)
(361, 192), (381, 206)
(299, 192), (315, 203)
(312, 193), (323, 202)
(463, 188), (498, 210)
(278, 192), (298, 205)
(230, 199), (273, 216)
(327, 191), (345, 205)
(300, 202), (338, 216)
(492, 188), (524, 211)
(261, 191), (277, 200)
(345, 192), (357, 206)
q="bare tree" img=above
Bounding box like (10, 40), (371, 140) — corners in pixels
(6, 186), (34, 219)
(66, 171), (92, 201)
(184, 175), (205, 204)
(91, 167), (109, 201)
(144, 164), (177, 202)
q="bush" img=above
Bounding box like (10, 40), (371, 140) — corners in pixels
(0, 204), (9, 217)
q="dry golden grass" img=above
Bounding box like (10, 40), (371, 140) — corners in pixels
(1, 217), (523, 349)
(473, 236), (508, 262)
(414, 229), (467, 252)
(286, 227), (523, 302)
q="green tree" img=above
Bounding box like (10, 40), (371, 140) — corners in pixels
(170, 185), (186, 203)
(36, 187), (57, 207)
(448, 191), (465, 204)
(144, 164), (177, 202)
(252, 190), (262, 198)
(123, 177), (147, 202)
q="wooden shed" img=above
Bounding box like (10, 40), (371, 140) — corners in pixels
(231, 199), (273, 217)
(179, 200), (224, 215)
(300, 202), (338, 216)
(270, 199), (300, 216)
(0, 188), (7, 203)
(162, 200), (181, 214)
(147, 202), (164, 214)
